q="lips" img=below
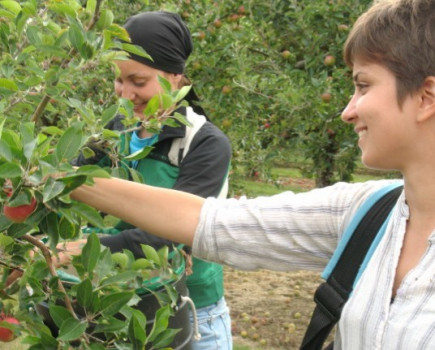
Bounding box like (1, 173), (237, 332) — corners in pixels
(355, 126), (367, 138)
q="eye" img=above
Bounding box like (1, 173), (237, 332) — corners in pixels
(133, 80), (147, 87)
(355, 82), (369, 94)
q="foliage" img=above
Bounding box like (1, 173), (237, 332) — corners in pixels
(0, 0), (189, 348)
(109, 0), (373, 187)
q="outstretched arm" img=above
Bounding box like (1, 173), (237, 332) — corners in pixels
(71, 177), (204, 246)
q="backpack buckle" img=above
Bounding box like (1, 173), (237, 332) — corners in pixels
(314, 282), (346, 322)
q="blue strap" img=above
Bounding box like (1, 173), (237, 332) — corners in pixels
(321, 182), (403, 288)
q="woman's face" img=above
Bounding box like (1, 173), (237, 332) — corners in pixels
(114, 59), (181, 119)
(341, 60), (421, 171)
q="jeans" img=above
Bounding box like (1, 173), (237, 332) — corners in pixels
(189, 297), (233, 350)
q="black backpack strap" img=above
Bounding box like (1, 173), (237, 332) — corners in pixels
(300, 185), (403, 350)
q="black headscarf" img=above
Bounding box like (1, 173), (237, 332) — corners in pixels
(124, 11), (208, 118)
(124, 11), (192, 74)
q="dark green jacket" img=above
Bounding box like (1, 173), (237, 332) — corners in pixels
(74, 107), (231, 308)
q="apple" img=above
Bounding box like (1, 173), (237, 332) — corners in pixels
(0, 315), (19, 342)
(238, 6), (246, 15)
(324, 55), (336, 66)
(3, 197), (37, 223)
(197, 31), (206, 40)
(213, 19), (222, 28)
(337, 24), (349, 32)
(281, 50), (291, 59)
(321, 92), (332, 103)
(221, 85), (232, 94)
(222, 119), (232, 128)
(264, 122), (271, 129)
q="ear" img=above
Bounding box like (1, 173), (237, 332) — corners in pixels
(167, 73), (183, 90)
(417, 76), (435, 122)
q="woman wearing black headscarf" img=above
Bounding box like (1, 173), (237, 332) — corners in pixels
(67, 11), (233, 350)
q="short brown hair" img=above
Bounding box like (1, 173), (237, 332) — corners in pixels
(344, 0), (435, 104)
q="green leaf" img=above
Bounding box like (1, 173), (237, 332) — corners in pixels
(101, 104), (118, 127)
(151, 328), (181, 349)
(158, 76), (172, 94)
(141, 245), (161, 266)
(147, 304), (172, 342)
(121, 43), (153, 61)
(160, 94), (174, 110)
(20, 122), (37, 160)
(0, 162), (22, 178)
(58, 318), (87, 341)
(0, 233), (14, 248)
(93, 316), (126, 334)
(49, 2), (77, 18)
(43, 177), (66, 203)
(128, 315), (146, 350)
(38, 212), (60, 248)
(26, 25), (42, 46)
(143, 95), (160, 116)
(76, 165), (111, 179)
(48, 304), (74, 329)
(175, 85), (192, 102)
(85, 0), (96, 14)
(76, 278), (93, 309)
(124, 145), (153, 161)
(68, 22), (85, 52)
(55, 122), (84, 163)
(106, 23), (130, 42)
(58, 216), (80, 240)
(81, 232), (101, 275)
(0, 78), (18, 91)
(56, 174), (88, 195)
(0, 140), (13, 162)
(100, 292), (134, 316)
(6, 223), (35, 238)
(110, 166), (129, 180)
(128, 167), (144, 184)
(78, 41), (95, 60)
(172, 112), (191, 127)
(99, 270), (139, 287)
(96, 8), (114, 30)
(0, 0), (22, 14)
(71, 202), (105, 229)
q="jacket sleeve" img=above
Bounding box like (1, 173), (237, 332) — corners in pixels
(100, 122), (232, 255)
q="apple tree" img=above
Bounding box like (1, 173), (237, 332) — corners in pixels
(115, 0), (373, 187)
(0, 0), (190, 348)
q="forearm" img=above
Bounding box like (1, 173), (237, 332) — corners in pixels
(71, 177), (203, 246)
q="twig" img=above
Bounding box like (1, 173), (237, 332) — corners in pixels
(21, 235), (79, 320)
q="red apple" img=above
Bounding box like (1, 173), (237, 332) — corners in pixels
(3, 197), (37, 223)
(213, 19), (222, 28)
(321, 92), (332, 103)
(324, 55), (336, 66)
(0, 315), (19, 342)
(281, 50), (291, 59)
(221, 85), (232, 94)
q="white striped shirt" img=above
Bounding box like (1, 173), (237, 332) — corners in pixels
(193, 180), (435, 349)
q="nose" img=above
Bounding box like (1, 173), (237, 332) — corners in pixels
(116, 82), (136, 100)
(341, 94), (357, 124)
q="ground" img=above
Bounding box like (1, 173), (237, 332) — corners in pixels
(224, 267), (325, 349)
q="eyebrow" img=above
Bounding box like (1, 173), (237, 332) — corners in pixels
(353, 72), (361, 82)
